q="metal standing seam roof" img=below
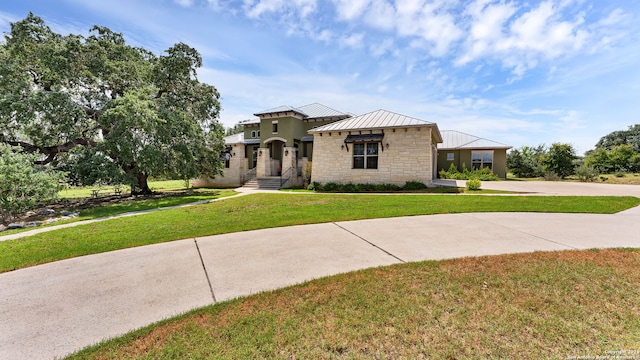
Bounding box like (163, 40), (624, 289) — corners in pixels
(308, 109), (442, 142)
(438, 130), (511, 150)
(223, 132), (244, 145)
(254, 105), (308, 117)
(297, 103), (350, 119)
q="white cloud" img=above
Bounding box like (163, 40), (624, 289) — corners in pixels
(457, 0), (596, 76)
(370, 38), (396, 57)
(333, 0), (371, 21)
(339, 33), (365, 48)
(243, 0), (317, 19)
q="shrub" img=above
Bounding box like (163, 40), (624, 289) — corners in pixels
(466, 178), (481, 191)
(403, 181), (427, 190)
(439, 163), (498, 181)
(615, 171), (625, 178)
(574, 165), (599, 182)
(0, 144), (66, 224)
(543, 172), (561, 181)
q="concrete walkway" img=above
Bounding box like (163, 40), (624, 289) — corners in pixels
(1, 204), (640, 360)
(433, 179), (640, 197)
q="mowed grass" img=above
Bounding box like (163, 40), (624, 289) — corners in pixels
(1, 194), (638, 273)
(0, 189), (236, 237)
(59, 180), (192, 199)
(67, 249), (640, 359)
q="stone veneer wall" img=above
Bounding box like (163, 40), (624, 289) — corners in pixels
(192, 142), (246, 188)
(311, 127), (435, 186)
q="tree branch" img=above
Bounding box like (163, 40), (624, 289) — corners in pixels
(3, 137), (98, 165)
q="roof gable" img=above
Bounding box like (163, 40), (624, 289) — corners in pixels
(309, 109), (436, 132)
(297, 103), (349, 119)
(254, 105), (308, 117)
(439, 130), (511, 150)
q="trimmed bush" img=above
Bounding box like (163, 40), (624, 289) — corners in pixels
(403, 181), (428, 190)
(466, 178), (481, 191)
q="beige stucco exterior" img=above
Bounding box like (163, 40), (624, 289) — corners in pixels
(311, 127), (438, 186)
(437, 148), (509, 179)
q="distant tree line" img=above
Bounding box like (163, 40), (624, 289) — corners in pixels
(507, 125), (640, 180)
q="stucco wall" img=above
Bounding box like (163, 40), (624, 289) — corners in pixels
(437, 148), (508, 178)
(311, 127), (435, 186)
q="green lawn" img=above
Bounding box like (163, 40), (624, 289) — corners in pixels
(66, 248), (640, 359)
(59, 180), (193, 198)
(1, 194), (638, 273)
(0, 189), (236, 237)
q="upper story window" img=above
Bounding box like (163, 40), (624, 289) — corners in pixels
(447, 152), (454, 161)
(251, 130), (256, 138)
(471, 151), (493, 170)
(272, 121), (278, 134)
(353, 143), (378, 169)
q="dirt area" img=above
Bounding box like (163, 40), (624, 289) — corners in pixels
(8, 191), (192, 226)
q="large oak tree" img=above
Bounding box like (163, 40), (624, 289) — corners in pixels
(0, 13), (224, 194)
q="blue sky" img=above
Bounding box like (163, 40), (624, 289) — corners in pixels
(2, 0), (639, 154)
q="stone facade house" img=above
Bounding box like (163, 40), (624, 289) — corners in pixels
(309, 110), (442, 186)
(437, 130), (512, 179)
(194, 104), (511, 188)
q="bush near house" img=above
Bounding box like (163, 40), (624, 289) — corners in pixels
(439, 163), (499, 181)
(311, 181), (430, 193)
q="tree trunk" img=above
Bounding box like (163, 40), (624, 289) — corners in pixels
(122, 163), (153, 195)
(133, 171), (152, 195)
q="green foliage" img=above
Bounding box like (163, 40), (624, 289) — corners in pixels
(312, 182), (408, 192)
(0, 144), (65, 223)
(0, 14), (224, 194)
(403, 181), (428, 190)
(543, 172), (561, 181)
(585, 144), (640, 173)
(439, 163), (498, 180)
(542, 143), (577, 179)
(466, 178), (481, 191)
(574, 164), (599, 182)
(595, 124), (640, 151)
(225, 122), (244, 136)
(507, 145), (546, 178)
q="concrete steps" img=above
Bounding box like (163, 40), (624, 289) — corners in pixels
(241, 177), (282, 190)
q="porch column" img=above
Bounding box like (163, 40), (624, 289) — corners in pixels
(256, 147), (270, 178)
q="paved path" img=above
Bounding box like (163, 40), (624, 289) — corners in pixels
(433, 179), (640, 197)
(1, 204), (640, 360)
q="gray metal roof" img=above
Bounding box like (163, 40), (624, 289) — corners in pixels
(297, 103), (350, 119)
(438, 130), (511, 150)
(309, 109), (438, 131)
(244, 138), (261, 145)
(224, 133), (244, 145)
(300, 135), (314, 142)
(254, 105), (308, 117)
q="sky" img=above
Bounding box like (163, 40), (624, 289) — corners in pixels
(1, 0), (639, 155)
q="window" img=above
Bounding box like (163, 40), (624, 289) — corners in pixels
(251, 130), (256, 138)
(353, 142), (378, 169)
(272, 121), (278, 133)
(447, 152), (454, 161)
(224, 152), (230, 168)
(471, 151), (493, 170)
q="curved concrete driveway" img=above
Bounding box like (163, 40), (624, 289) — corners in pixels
(1, 200), (640, 360)
(434, 179), (640, 197)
